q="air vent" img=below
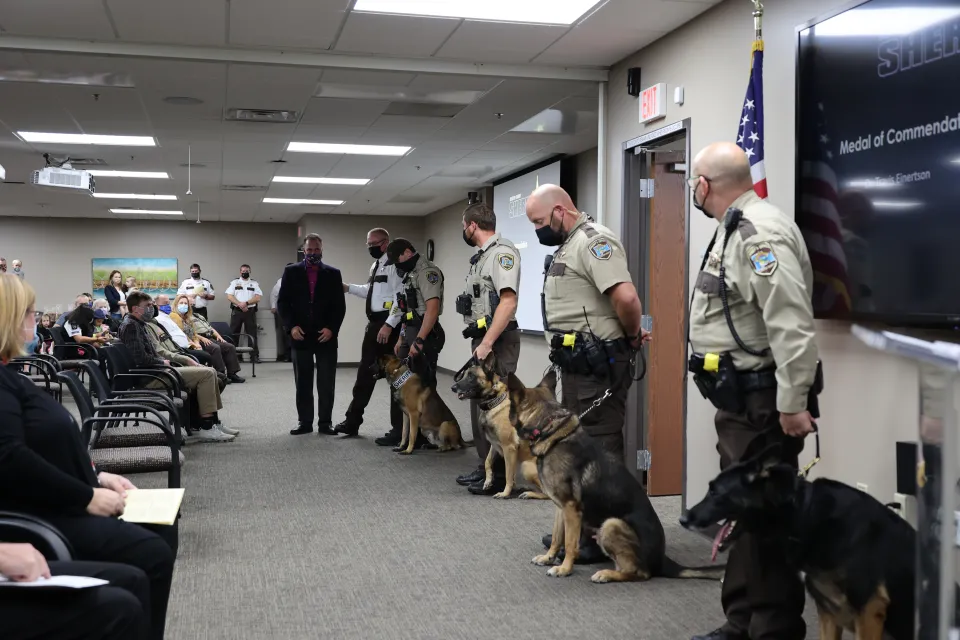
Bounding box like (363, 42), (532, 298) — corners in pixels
(382, 102), (464, 118)
(389, 193), (435, 204)
(66, 158), (109, 166)
(224, 108), (300, 124)
(221, 185), (267, 192)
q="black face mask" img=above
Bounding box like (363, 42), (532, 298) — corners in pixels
(368, 246), (384, 260)
(692, 182), (712, 219)
(462, 225), (476, 247)
(191, 271), (200, 278)
(535, 209), (566, 247)
(394, 253), (419, 275)
(241, 272), (250, 279)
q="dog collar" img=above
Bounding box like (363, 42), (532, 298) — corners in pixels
(479, 392), (507, 411)
(392, 369), (413, 390)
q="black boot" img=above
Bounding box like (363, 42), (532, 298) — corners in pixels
(690, 630), (749, 640)
(540, 534), (608, 565)
(290, 423), (313, 436)
(334, 420), (359, 437)
(375, 431), (401, 446)
(467, 477), (508, 496)
(456, 467), (484, 486)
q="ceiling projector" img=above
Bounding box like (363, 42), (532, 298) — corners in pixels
(31, 166), (96, 195)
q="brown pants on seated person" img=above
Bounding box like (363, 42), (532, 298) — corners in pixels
(147, 365), (222, 416)
(200, 339), (240, 375)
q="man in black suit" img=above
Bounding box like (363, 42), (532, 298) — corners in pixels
(278, 233), (346, 436)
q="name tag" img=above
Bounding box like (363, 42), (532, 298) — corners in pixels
(392, 370), (413, 390)
(234, 285), (243, 290)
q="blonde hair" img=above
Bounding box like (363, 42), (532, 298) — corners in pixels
(173, 294), (194, 322)
(0, 274), (36, 362)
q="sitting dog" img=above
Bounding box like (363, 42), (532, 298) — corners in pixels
(680, 445), (915, 640)
(509, 375), (723, 583)
(375, 354), (467, 455)
(450, 355), (548, 500)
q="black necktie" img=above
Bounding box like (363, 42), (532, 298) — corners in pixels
(365, 262), (377, 316)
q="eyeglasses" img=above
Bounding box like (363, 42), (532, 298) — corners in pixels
(687, 175), (711, 189)
(366, 240), (385, 248)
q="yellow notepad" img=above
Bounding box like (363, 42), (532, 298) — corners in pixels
(118, 489), (185, 526)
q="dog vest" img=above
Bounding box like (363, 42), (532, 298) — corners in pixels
(392, 369), (413, 390)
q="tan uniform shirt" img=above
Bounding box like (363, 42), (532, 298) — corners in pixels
(542, 213), (632, 343)
(390, 254), (444, 322)
(463, 233), (520, 324)
(689, 190), (819, 413)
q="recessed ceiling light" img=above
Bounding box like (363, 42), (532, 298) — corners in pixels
(17, 132), (156, 146)
(110, 208), (183, 215)
(287, 142), (411, 156)
(93, 193), (178, 200)
(272, 176), (370, 185)
(163, 96), (204, 106)
(87, 170), (170, 179)
(353, 0), (600, 25)
(263, 197), (345, 205)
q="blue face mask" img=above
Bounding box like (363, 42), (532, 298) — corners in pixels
(177, 304), (189, 314)
(24, 327), (39, 354)
(158, 304), (172, 314)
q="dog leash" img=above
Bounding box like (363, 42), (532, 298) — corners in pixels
(797, 424), (821, 479)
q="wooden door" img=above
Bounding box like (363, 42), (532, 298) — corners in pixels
(645, 152), (687, 496)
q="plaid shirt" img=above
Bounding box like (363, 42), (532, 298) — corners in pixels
(118, 315), (164, 367)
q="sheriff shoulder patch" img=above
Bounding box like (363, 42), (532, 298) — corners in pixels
(497, 253), (515, 270)
(589, 238), (613, 260)
(425, 270), (440, 285)
(748, 244), (778, 276)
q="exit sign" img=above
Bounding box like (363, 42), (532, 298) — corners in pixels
(639, 83), (667, 124)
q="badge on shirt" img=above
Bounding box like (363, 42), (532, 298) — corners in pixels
(748, 243), (778, 276)
(589, 238), (613, 260)
(425, 271), (440, 285)
(497, 253), (515, 271)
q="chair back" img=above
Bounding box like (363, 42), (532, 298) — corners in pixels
(210, 321), (233, 341)
(50, 326), (96, 360)
(100, 345), (134, 391)
(0, 512), (74, 561)
(79, 360), (113, 403)
(57, 371), (95, 422)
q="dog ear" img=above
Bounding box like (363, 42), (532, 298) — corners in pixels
(505, 372), (525, 394)
(745, 443), (783, 481)
(482, 351), (498, 373)
(538, 367), (557, 394)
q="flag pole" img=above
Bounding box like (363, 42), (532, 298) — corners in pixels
(751, 0), (763, 41)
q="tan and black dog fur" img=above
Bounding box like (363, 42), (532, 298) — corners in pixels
(509, 372), (723, 583)
(450, 355), (548, 500)
(376, 354), (467, 455)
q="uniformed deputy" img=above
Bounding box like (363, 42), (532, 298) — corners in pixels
(225, 264), (262, 364)
(527, 183), (648, 565)
(685, 142), (819, 640)
(386, 238), (445, 392)
(453, 202), (522, 496)
(178, 263), (215, 319)
(333, 228), (407, 446)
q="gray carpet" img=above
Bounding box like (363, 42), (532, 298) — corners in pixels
(125, 363), (819, 639)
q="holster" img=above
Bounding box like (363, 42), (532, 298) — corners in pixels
(549, 334), (620, 378)
(688, 352), (744, 413)
(462, 316), (492, 340)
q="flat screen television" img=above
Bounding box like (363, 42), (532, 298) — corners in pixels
(795, 0), (960, 327)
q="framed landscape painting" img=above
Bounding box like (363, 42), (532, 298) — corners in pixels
(92, 257), (179, 298)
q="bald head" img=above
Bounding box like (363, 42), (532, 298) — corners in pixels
(691, 142), (756, 219)
(155, 294), (170, 305)
(526, 184), (581, 242)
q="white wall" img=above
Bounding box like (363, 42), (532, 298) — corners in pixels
(573, 147), (599, 216)
(0, 216), (299, 357)
(299, 213), (426, 363)
(605, 0), (918, 505)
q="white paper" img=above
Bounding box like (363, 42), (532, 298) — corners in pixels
(118, 488), (185, 526)
(0, 575), (108, 589)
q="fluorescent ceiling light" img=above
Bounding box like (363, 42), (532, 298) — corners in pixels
(315, 84), (486, 106)
(93, 193), (177, 200)
(87, 170), (169, 179)
(0, 70), (135, 87)
(272, 176), (370, 185)
(110, 209), (183, 215)
(871, 200), (923, 210)
(263, 197), (345, 205)
(287, 142), (411, 156)
(353, 0), (600, 25)
(812, 7), (960, 36)
(17, 132), (156, 146)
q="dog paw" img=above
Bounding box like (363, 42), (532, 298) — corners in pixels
(492, 490), (510, 499)
(590, 570), (613, 583)
(397, 448), (413, 455)
(531, 554), (556, 566)
(547, 565), (572, 578)
(517, 491), (536, 500)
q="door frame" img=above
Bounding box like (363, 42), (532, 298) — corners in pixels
(620, 118), (692, 504)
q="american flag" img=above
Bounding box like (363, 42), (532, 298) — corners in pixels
(737, 40), (767, 198)
(797, 100), (851, 315)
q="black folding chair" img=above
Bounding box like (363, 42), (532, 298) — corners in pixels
(211, 321), (256, 377)
(0, 512), (73, 561)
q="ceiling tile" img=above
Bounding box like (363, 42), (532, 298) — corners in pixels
(406, 74), (502, 94)
(334, 13), (460, 57)
(108, 0), (228, 46)
(319, 69), (416, 87)
(229, 0), (349, 49)
(327, 155), (401, 178)
(226, 65), (321, 111)
(0, 0), (116, 39)
(434, 20), (568, 64)
(298, 97), (389, 127)
(534, 28), (665, 66)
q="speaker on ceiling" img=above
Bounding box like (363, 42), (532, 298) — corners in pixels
(627, 67), (642, 97)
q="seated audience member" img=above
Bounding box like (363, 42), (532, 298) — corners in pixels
(93, 308), (118, 342)
(151, 294), (213, 368)
(0, 542), (150, 640)
(118, 291), (237, 442)
(55, 294), (91, 327)
(172, 294), (244, 383)
(0, 275), (174, 640)
(92, 298), (120, 333)
(64, 305), (110, 348)
(104, 269), (127, 320)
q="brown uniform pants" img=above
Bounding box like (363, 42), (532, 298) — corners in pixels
(201, 339), (240, 375)
(148, 365), (222, 416)
(557, 359), (632, 460)
(468, 330), (521, 472)
(716, 388), (806, 640)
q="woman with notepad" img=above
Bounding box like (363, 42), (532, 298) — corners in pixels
(0, 275), (176, 640)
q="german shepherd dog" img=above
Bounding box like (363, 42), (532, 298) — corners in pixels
(509, 375), (724, 583)
(449, 354), (548, 500)
(681, 445), (915, 640)
(375, 354), (467, 455)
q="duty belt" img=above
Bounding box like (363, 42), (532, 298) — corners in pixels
(368, 310), (390, 322)
(737, 368), (777, 392)
(231, 304), (257, 312)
